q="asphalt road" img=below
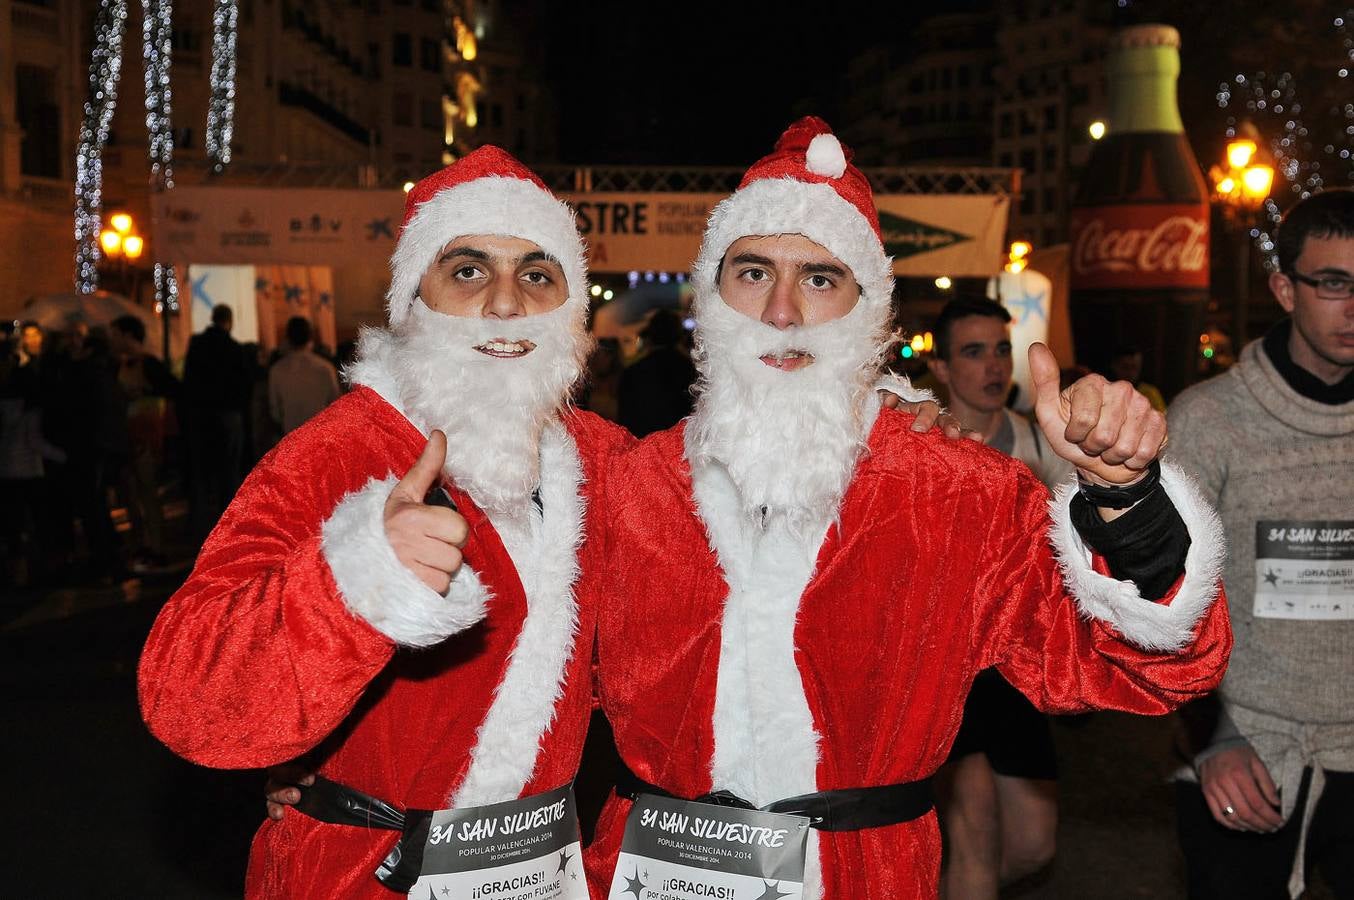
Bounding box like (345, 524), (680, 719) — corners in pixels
(1, 574), (1334, 899)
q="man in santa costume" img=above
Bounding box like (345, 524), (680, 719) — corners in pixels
(138, 146), (631, 899)
(584, 118), (1233, 899)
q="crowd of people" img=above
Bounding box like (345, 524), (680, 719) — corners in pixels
(0, 309), (352, 591)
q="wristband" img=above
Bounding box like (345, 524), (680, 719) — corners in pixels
(1076, 459), (1161, 510)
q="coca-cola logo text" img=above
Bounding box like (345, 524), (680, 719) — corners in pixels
(1073, 215), (1207, 277)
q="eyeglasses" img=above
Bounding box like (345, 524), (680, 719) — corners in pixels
(1287, 271), (1354, 300)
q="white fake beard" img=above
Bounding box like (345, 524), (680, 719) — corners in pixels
(388, 298), (589, 516)
(687, 291), (891, 530)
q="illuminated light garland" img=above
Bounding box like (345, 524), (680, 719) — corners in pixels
(141, 0), (177, 315)
(142, 0), (175, 188)
(207, 0), (238, 171)
(1217, 9), (1354, 270)
(74, 0), (128, 294)
(154, 262), (179, 314)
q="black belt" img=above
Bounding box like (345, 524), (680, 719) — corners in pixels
(615, 765), (933, 832)
(291, 775), (432, 893)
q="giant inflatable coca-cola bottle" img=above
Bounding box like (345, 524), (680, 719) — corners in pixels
(1069, 24), (1209, 399)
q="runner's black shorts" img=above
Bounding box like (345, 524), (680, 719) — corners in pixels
(946, 668), (1058, 780)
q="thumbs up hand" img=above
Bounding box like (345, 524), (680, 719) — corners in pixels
(383, 430), (470, 594)
(1029, 343), (1167, 489)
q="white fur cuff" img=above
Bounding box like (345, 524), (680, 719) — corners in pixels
(872, 372), (937, 405)
(321, 474), (491, 647)
(1047, 460), (1225, 653)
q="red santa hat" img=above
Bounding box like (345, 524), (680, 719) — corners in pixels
(693, 116), (893, 311)
(385, 145), (588, 326)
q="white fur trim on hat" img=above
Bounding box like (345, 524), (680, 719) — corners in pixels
(385, 176), (589, 326)
(321, 474), (490, 647)
(805, 133), (847, 178)
(692, 178), (893, 313)
(1046, 460), (1225, 652)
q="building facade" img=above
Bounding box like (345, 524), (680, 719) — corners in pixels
(0, 0), (551, 316)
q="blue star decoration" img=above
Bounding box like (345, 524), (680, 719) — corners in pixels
(366, 217), (394, 239)
(557, 849), (572, 874)
(318, 290), (333, 308)
(191, 272), (214, 314)
(621, 866), (646, 899)
(1263, 568), (1280, 586)
(255, 276), (270, 292)
(1008, 289), (1047, 325)
(284, 284), (303, 304)
(756, 880), (792, 900)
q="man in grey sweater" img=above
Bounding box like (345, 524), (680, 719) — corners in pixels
(1168, 189), (1354, 899)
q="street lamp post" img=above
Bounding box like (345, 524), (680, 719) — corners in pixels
(1209, 122), (1275, 352)
(97, 211), (147, 298)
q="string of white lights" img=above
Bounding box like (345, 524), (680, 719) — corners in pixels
(142, 0), (175, 187)
(207, 0), (239, 171)
(142, 0), (178, 309)
(153, 261), (179, 315)
(74, 0), (128, 294)
(1216, 9), (1354, 269)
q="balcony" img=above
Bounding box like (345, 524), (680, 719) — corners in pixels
(278, 81), (371, 146)
(12, 0), (59, 37)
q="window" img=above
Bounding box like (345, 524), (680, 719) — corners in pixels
(999, 151), (1014, 167)
(941, 68), (952, 90)
(1043, 143), (1058, 170)
(421, 98), (441, 130)
(393, 91), (412, 127)
(16, 65), (60, 178)
(1020, 109), (1036, 135)
(1044, 104), (1058, 130)
(1020, 192), (1035, 215)
(1020, 148), (1036, 172)
(392, 33), (412, 67)
(1043, 186), (1057, 213)
(420, 37), (439, 72)
(958, 66), (971, 88)
(999, 113), (1013, 138)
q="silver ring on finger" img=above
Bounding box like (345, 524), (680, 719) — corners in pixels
(1223, 805), (1235, 816)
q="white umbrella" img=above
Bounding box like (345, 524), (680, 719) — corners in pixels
(21, 290), (157, 334)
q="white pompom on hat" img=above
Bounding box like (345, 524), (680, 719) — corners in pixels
(385, 146), (588, 326)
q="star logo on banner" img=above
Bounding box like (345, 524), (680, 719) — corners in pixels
(1263, 568), (1280, 586)
(366, 217), (394, 239)
(557, 849), (572, 874)
(1009, 289), (1047, 324)
(284, 284), (303, 304)
(191, 272), (213, 314)
(439, 886), (451, 897)
(755, 880), (792, 900)
(621, 866), (646, 899)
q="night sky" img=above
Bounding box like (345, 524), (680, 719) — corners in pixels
(536, 0), (1354, 195)
(540, 0), (950, 165)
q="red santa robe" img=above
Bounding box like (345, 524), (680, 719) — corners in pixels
(585, 407), (1231, 899)
(139, 347), (629, 900)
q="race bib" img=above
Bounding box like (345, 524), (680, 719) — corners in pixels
(608, 793), (809, 900)
(404, 784), (588, 900)
(1253, 520), (1354, 620)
